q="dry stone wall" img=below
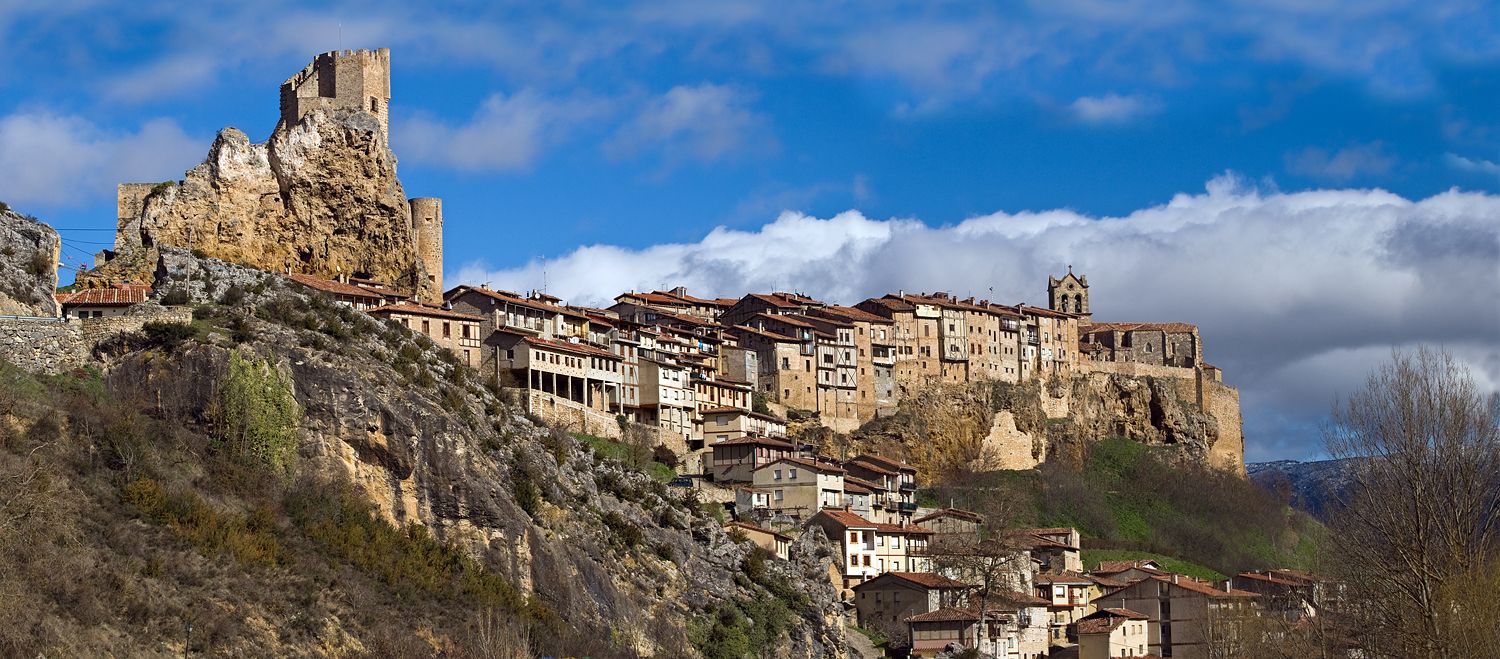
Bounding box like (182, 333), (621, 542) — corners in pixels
(0, 305), (192, 375)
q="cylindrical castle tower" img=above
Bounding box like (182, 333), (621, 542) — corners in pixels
(409, 197), (443, 304)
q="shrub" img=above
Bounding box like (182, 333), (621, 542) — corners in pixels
(512, 467), (541, 517)
(24, 252), (51, 277)
(218, 285), (246, 306)
(215, 351), (301, 474)
(602, 510), (643, 550)
(160, 287), (190, 306)
(141, 321), (196, 350)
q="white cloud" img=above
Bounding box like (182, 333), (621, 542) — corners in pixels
(606, 83), (773, 164)
(1068, 93), (1161, 124)
(456, 174), (1500, 460)
(1446, 152), (1500, 178)
(0, 110), (201, 208)
(395, 90), (607, 172)
(1285, 142), (1396, 181)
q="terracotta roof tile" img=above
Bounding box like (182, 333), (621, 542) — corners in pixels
(859, 572), (971, 590)
(905, 607), (980, 623)
(287, 273), (385, 299)
(914, 508), (984, 525)
(56, 285), (150, 306)
(368, 302), (482, 322)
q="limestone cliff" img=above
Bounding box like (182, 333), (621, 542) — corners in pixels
(81, 108), (431, 300)
(0, 206), (60, 317)
(816, 369), (1244, 480)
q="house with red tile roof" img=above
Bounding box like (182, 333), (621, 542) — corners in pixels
(805, 509), (935, 591)
(286, 273), (387, 309)
(1092, 574), (1259, 659)
(752, 458), (846, 523)
(368, 302), (483, 367)
(55, 284), (150, 319)
(1074, 608), (1150, 659)
(853, 571), (973, 646)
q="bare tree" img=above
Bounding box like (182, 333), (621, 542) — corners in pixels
(1324, 347), (1500, 659)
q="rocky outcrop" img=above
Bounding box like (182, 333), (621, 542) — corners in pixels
(0, 206), (60, 317)
(97, 250), (847, 657)
(81, 108), (429, 297)
(822, 371), (1243, 479)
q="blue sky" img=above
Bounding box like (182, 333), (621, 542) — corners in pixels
(1, 1), (1497, 461)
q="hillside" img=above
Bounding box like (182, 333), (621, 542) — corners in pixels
(0, 249), (847, 657)
(1247, 458), (1360, 521)
(924, 438), (1324, 577)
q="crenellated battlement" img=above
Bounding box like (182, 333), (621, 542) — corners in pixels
(278, 48), (391, 141)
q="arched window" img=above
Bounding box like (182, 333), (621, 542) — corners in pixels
(1059, 296), (1071, 312)
(1074, 294), (1083, 312)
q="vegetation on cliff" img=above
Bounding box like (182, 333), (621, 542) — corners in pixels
(926, 438), (1323, 577)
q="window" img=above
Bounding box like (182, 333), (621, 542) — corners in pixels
(462, 325), (470, 338)
(774, 469), (782, 481)
(788, 468), (798, 480)
(422, 320), (430, 334)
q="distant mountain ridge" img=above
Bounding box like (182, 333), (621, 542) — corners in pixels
(1247, 458), (1361, 520)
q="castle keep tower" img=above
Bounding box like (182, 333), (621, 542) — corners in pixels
(410, 197), (443, 304)
(1048, 266), (1091, 323)
(279, 48), (391, 141)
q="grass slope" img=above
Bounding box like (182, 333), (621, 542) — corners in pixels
(932, 438), (1323, 577)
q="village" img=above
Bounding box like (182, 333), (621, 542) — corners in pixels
(49, 265), (1326, 659)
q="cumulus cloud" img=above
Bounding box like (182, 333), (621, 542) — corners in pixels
(606, 83), (773, 164)
(456, 174), (1500, 461)
(0, 110), (202, 207)
(1068, 93), (1161, 124)
(1286, 142), (1396, 181)
(396, 90), (607, 172)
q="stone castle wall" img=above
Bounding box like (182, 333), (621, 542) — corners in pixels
(280, 48), (391, 140)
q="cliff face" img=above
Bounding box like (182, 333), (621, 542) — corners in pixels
(47, 249), (844, 657)
(820, 370), (1244, 479)
(82, 108), (427, 297)
(0, 207), (60, 317)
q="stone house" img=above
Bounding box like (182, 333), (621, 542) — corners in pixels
(709, 435), (795, 484)
(853, 572), (972, 645)
(1048, 267), (1091, 323)
(719, 291), (824, 327)
(55, 284), (149, 319)
(752, 457), (846, 522)
(1011, 527), (1082, 573)
(844, 454), (919, 524)
(1074, 608), (1150, 659)
(906, 598), (1051, 659)
(1033, 571), (1095, 646)
(1091, 574), (1260, 659)
(610, 286), (725, 321)
(1090, 559), (1169, 585)
(485, 328), (624, 414)
(804, 508), (934, 591)
(700, 407), (787, 444)
(1080, 322), (1201, 368)
(287, 273), (387, 309)
(725, 323), (812, 410)
(724, 520), (791, 560)
(1230, 569), (1339, 620)
(914, 508), (984, 541)
(808, 305), (897, 419)
(367, 302), (482, 366)
(636, 357), (694, 445)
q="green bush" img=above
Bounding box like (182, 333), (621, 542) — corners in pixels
(218, 285), (246, 306)
(602, 510), (643, 550)
(215, 351), (301, 474)
(512, 467), (541, 517)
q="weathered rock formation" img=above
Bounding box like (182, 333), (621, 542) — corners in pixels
(82, 50), (443, 303)
(0, 206), (60, 317)
(817, 368), (1244, 479)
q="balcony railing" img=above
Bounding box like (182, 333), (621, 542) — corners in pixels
(899, 482), (917, 492)
(898, 502), (919, 512)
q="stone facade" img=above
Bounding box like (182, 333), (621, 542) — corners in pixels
(0, 304), (193, 375)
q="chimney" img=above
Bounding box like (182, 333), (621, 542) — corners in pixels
(1171, 574), (1179, 584)
(1223, 580), (1233, 593)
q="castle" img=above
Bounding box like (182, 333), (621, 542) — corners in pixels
(93, 48), (445, 304)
